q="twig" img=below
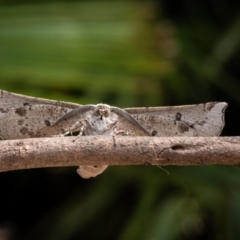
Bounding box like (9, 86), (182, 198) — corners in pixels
(0, 136), (239, 173)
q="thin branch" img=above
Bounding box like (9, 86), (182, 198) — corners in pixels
(0, 136), (239, 173)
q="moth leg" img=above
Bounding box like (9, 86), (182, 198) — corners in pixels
(66, 121), (83, 133)
(113, 126), (131, 136)
(76, 165), (108, 179)
(72, 119), (93, 143)
(60, 121), (84, 136)
(65, 119), (91, 137)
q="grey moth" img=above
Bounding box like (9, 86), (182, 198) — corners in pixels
(0, 89), (228, 178)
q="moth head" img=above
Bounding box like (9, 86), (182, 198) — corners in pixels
(94, 104), (111, 120)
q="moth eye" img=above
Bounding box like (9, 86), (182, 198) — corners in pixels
(104, 110), (110, 117)
(44, 120), (51, 126)
(152, 130), (157, 136)
(93, 109), (99, 116)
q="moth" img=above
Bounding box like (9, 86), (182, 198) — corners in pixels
(0, 89), (228, 178)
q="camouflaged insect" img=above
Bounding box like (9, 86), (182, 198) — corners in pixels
(0, 89), (228, 178)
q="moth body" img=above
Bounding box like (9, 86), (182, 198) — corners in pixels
(83, 104), (118, 135)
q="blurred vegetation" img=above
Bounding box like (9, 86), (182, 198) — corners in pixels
(1, 1), (240, 240)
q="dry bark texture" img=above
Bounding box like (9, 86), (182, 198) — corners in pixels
(0, 136), (239, 173)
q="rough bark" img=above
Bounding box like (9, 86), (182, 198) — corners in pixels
(0, 136), (239, 173)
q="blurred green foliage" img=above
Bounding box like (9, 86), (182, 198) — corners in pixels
(1, 1), (240, 240)
(0, 1), (171, 106)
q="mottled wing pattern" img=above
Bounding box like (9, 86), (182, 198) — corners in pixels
(125, 102), (227, 137)
(0, 90), (80, 139)
(0, 105), (74, 139)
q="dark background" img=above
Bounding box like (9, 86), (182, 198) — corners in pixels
(1, 0), (240, 239)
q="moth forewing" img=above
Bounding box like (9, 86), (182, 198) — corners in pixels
(0, 105), (74, 139)
(0, 89), (80, 118)
(125, 102), (227, 137)
(0, 89), (82, 139)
